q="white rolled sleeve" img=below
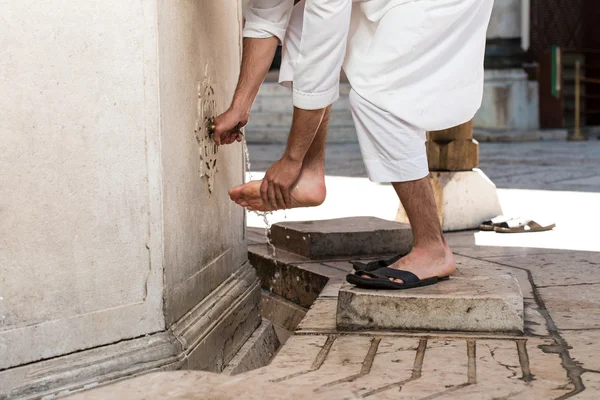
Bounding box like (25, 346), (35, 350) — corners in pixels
(243, 0), (295, 43)
(292, 0), (352, 110)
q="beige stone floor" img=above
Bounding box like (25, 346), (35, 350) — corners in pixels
(244, 228), (600, 399)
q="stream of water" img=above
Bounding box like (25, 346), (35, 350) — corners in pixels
(243, 139), (277, 256)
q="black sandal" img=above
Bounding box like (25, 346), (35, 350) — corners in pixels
(351, 253), (405, 272)
(346, 267), (450, 290)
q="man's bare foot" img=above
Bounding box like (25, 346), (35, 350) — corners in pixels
(229, 169), (326, 211)
(363, 243), (456, 284)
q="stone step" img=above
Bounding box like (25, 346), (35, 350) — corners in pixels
(260, 290), (307, 344)
(222, 318), (280, 376)
(336, 266), (524, 333)
(269, 217), (413, 260)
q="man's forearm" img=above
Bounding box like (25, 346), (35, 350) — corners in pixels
(283, 107), (327, 163)
(232, 37), (279, 115)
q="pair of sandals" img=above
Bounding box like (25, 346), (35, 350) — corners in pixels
(480, 216), (556, 233)
(346, 254), (450, 290)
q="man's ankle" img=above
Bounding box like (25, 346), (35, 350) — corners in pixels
(412, 238), (448, 253)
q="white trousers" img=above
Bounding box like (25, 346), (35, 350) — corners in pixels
(276, 0), (492, 182)
(279, 0), (431, 182)
(349, 90), (428, 183)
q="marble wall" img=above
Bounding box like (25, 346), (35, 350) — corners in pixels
(0, 0), (255, 389)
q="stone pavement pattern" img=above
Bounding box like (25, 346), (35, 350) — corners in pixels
(242, 221), (600, 399)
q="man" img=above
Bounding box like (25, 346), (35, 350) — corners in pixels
(213, 0), (493, 289)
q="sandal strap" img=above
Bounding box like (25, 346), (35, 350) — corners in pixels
(367, 267), (420, 284)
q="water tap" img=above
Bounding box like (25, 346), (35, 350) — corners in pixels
(207, 117), (243, 137)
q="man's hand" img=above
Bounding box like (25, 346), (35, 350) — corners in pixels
(260, 155), (303, 209)
(212, 106), (248, 146)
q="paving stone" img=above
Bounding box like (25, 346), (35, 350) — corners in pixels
(66, 370), (357, 400)
(334, 337), (419, 397)
(261, 291), (307, 332)
(574, 372), (600, 399)
(396, 170), (502, 232)
(244, 335), (330, 382)
(239, 334), (573, 400)
(454, 255), (535, 299)
(337, 267), (524, 333)
(561, 330), (600, 371)
(281, 336), (374, 387)
(394, 339), (471, 399)
(269, 217), (413, 260)
(427, 138), (480, 171)
(222, 319), (280, 376)
(483, 252), (600, 287)
(524, 298), (550, 336)
(538, 284), (600, 330)
(516, 338), (574, 399)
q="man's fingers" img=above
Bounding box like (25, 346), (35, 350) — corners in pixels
(267, 184), (277, 210)
(274, 185), (286, 210)
(260, 179), (269, 205)
(282, 186), (292, 209)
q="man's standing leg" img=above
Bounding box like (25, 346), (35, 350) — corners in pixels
(349, 89), (455, 283)
(388, 179), (455, 283)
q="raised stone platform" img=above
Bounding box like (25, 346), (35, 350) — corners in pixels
(269, 217), (413, 260)
(337, 267), (524, 333)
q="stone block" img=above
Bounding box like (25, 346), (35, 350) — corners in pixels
(336, 267), (524, 333)
(269, 217), (413, 260)
(248, 245), (328, 308)
(222, 319), (280, 375)
(396, 169), (503, 231)
(427, 138), (479, 171)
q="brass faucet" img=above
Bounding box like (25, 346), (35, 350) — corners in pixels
(207, 117), (243, 137)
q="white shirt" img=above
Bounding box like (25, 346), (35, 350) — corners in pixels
(243, 0), (493, 131)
